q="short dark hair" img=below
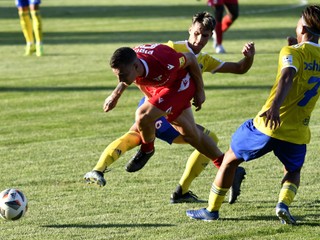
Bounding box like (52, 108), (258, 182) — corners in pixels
(110, 47), (137, 68)
(192, 11), (216, 32)
(302, 5), (320, 36)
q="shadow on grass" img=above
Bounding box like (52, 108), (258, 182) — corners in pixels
(0, 86), (112, 92)
(0, 28), (294, 46)
(0, 4), (303, 45)
(1, 4), (304, 19)
(220, 215), (320, 226)
(0, 31), (188, 46)
(0, 85), (272, 93)
(42, 223), (175, 228)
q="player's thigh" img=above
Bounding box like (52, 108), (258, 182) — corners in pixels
(135, 101), (166, 123)
(208, 0), (224, 6)
(231, 119), (272, 161)
(224, 0), (238, 4)
(224, 2), (239, 18)
(273, 140), (306, 172)
(171, 107), (198, 137)
(29, 0), (41, 5)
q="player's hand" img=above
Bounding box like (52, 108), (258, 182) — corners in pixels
(287, 36), (298, 46)
(193, 90), (205, 111)
(259, 108), (281, 130)
(242, 42), (255, 57)
(103, 95), (118, 112)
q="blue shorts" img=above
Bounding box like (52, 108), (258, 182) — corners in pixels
(15, 0), (41, 7)
(231, 119), (306, 172)
(138, 97), (180, 144)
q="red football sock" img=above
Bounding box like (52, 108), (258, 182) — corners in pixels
(140, 140), (154, 153)
(222, 15), (233, 32)
(211, 154), (224, 168)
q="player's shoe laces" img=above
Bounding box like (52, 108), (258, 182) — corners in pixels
(228, 166), (246, 204)
(125, 149), (155, 172)
(170, 185), (206, 203)
(24, 44), (36, 56)
(215, 44), (226, 54)
(83, 170), (106, 187)
(276, 202), (297, 225)
(36, 44), (43, 57)
(186, 208), (219, 221)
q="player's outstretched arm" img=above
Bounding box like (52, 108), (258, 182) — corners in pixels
(103, 82), (128, 112)
(217, 42), (255, 74)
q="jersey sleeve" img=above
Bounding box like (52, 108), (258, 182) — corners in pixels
(278, 46), (301, 72)
(198, 53), (224, 73)
(164, 40), (174, 48)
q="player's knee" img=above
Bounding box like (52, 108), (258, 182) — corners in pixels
(136, 112), (153, 129)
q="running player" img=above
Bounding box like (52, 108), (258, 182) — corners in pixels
(84, 12), (255, 204)
(103, 43), (225, 188)
(186, 5), (320, 224)
(207, 0), (239, 53)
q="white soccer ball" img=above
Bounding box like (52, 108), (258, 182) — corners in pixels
(0, 188), (28, 221)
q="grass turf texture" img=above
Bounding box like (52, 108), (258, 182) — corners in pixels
(0, 0), (320, 239)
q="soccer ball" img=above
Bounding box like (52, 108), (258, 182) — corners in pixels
(0, 188), (28, 221)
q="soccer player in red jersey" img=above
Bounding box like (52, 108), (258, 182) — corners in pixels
(84, 12), (254, 204)
(105, 44), (223, 169)
(207, 0), (239, 53)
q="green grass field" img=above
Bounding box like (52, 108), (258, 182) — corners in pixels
(1, 0), (320, 239)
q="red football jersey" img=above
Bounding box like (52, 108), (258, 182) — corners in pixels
(133, 44), (187, 87)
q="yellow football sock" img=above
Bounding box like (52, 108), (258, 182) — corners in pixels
(278, 181), (298, 206)
(93, 131), (141, 172)
(30, 10), (43, 44)
(179, 151), (210, 194)
(179, 129), (219, 194)
(19, 10), (34, 44)
(207, 183), (228, 212)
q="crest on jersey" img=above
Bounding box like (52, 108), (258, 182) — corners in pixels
(282, 55), (293, 66)
(179, 57), (185, 67)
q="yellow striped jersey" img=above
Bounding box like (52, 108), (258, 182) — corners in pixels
(254, 42), (320, 144)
